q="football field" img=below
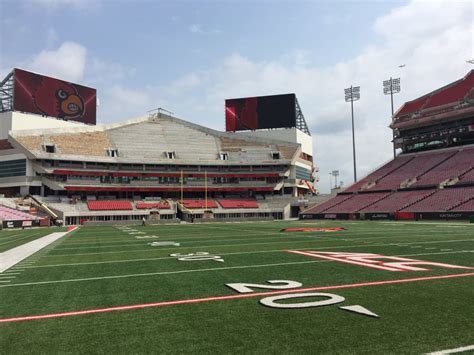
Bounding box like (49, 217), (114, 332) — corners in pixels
(1, 221), (473, 354)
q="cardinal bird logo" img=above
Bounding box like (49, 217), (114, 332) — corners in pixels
(33, 76), (85, 120)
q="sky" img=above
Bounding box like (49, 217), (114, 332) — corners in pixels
(0, 0), (473, 193)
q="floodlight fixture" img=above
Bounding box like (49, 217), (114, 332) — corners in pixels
(383, 77), (402, 158)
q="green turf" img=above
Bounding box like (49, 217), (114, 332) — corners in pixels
(0, 228), (65, 253)
(0, 221), (473, 353)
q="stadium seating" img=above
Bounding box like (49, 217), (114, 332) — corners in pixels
(323, 192), (390, 213)
(423, 72), (474, 109)
(458, 168), (474, 184)
(371, 151), (454, 190)
(302, 194), (354, 214)
(344, 155), (413, 192)
(360, 190), (434, 212)
(401, 187), (474, 212)
(180, 200), (218, 209)
(218, 200), (259, 209)
(0, 205), (37, 221)
(451, 197), (474, 212)
(87, 200), (133, 211)
(412, 148), (474, 187)
(135, 202), (171, 209)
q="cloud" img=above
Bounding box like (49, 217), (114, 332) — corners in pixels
(159, 0), (472, 192)
(27, 41), (87, 82)
(189, 24), (221, 35)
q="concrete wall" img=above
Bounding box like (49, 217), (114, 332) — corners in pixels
(0, 111), (85, 139)
(236, 127), (313, 156)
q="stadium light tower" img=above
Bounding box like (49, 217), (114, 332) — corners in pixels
(383, 77), (401, 158)
(331, 170), (339, 189)
(344, 86), (360, 182)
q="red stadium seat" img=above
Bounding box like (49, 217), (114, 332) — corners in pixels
(87, 200), (133, 211)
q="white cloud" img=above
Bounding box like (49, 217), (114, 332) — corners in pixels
(28, 41), (87, 82)
(189, 24), (221, 35)
(161, 0), (472, 192)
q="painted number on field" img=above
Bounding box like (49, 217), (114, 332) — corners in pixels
(225, 279), (378, 317)
(170, 252), (224, 262)
(226, 280), (302, 293)
(148, 241), (180, 247)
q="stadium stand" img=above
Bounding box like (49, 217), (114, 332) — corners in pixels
(459, 168), (474, 184)
(344, 155), (413, 192)
(360, 190), (435, 213)
(371, 151), (454, 190)
(412, 147), (474, 187)
(87, 200), (133, 211)
(218, 200), (259, 209)
(0, 205), (38, 221)
(135, 202), (171, 209)
(401, 187), (474, 212)
(451, 197), (474, 212)
(323, 192), (390, 213)
(301, 194), (354, 214)
(180, 200), (218, 209)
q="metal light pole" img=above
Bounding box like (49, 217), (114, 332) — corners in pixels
(344, 86), (360, 182)
(331, 170), (339, 189)
(383, 77), (401, 158)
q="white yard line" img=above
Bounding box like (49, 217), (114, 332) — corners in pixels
(43, 237), (474, 258)
(427, 344), (474, 354)
(0, 229), (76, 273)
(2, 250), (472, 288)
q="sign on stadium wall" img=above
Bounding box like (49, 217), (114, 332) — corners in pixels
(225, 93), (296, 131)
(13, 68), (96, 125)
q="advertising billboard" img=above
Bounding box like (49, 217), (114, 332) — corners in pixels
(13, 68), (96, 125)
(225, 93), (296, 132)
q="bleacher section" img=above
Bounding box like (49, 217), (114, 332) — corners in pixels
(323, 193), (390, 213)
(301, 194), (354, 214)
(360, 190), (434, 213)
(135, 202), (171, 209)
(87, 200), (133, 211)
(402, 187), (474, 212)
(344, 155), (413, 192)
(451, 198), (474, 212)
(412, 148), (474, 187)
(302, 145), (474, 219)
(180, 200), (218, 209)
(218, 200), (259, 209)
(0, 205), (38, 221)
(372, 151), (454, 190)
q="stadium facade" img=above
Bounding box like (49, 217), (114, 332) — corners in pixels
(301, 70), (474, 221)
(0, 69), (318, 226)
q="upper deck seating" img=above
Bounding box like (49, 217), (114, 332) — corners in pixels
(180, 200), (218, 209)
(401, 187), (474, 212)
(87, 200), (133, 211)
(135, 202), (171, 209)
(218, 200), (259, 209)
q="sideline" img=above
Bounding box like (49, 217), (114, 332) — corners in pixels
(0, 227), (78, 273)
(1, 272), (473, 323)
